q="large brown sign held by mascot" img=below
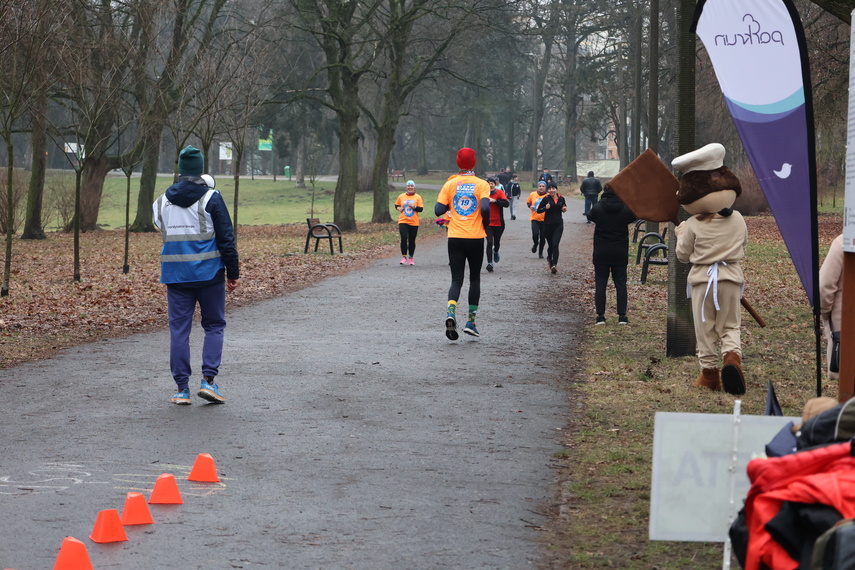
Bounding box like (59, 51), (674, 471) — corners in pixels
(605, 149), (680, 224)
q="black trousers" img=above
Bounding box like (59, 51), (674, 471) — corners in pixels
(594, 264), (628, 316)
(447, 237), (484, 306)
(531, 220), (545, 253)
(485, 225), (505, 263)
(543, 222), (563, 267)
(398, 223), (418, 256)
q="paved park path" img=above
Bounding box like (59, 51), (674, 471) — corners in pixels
(0, 204), (591, 569)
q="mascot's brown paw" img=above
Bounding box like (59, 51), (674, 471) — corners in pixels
(721, 351), (746, 395)
(694, 368), (722, 391)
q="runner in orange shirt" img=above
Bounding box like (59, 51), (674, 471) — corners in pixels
(394, 180), (424, 265)
(527, 181), (548, 258)
(435, 147), (490, 340)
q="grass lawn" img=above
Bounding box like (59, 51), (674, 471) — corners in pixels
(94, 174), (441, 229)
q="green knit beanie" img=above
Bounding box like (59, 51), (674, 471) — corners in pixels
(178, 145), (204, 176)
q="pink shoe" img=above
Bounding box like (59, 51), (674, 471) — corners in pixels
(400, 256), (407, 265)
(408, 258), (415, 266)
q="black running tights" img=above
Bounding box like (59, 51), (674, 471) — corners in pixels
(447, 237), (484, 306)
(399, 223), (418, 256)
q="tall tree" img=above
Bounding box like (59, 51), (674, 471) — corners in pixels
(21, 1), (63, 240)
(521, 1), (557, 180)
(666, 0), (697, 358)
(363, 0), (490, 224)
(290, 0), (381, 231)
(0, 0), (61, 294)
(129, 0), (230, 232)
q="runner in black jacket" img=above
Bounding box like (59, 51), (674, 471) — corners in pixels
(535, 183), (567, 274)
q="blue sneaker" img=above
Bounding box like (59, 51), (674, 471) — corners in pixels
(198, 378), (225, 404)
(171, 388), (191, 405)
(463, 321), (480, 337)
(493, 249), (500, 263)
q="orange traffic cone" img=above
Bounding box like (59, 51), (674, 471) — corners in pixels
(188, 453), (220, 482)
(148, 473), (183, 504)
(121, 491), (154, 525)
(90, 508), (129, 543)
(53, 536), (93, 570)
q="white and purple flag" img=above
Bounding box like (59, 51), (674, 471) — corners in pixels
(692, 0), (818, 306)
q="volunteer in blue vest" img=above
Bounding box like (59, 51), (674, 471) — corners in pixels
(153, 145), (240, 405)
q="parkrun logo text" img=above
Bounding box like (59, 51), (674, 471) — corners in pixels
(714, 14), (785, 47)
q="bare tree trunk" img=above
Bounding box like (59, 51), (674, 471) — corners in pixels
(295, 134), (306, 189)
(506, 104), (515, 172)
(130, 130), (162, 232)
(563, 43), (579, 182)
(417, 120), (427, 176)
(335, 107), (359, 231)
(648, 0), (660, 156)
(370, 122), (395, 224)
(525, 58), (549, 178)
(646, 0), (661, 237)
(2, 140), (14, 296)
(359, 123), (376, 194)
(667, 0), (698, 358)
(618, 54), (628, 169)
(232, 144), (242, 240)
(22, 89), (47, 240)
(632, 6), (643, 160)
(75, 157), (111, 231)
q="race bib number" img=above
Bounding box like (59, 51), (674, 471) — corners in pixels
(453, 183), (477, 217)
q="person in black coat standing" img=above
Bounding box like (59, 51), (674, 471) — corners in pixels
(586, 186), (636, 325)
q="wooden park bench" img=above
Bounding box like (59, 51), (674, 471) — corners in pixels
(304, 218), (343, 255)
(389, 170), (405, 181)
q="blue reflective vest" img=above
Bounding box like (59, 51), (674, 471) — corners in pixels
(153, 189), (225, 284)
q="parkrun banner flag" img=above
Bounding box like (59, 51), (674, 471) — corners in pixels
(692, 0), (818, 307)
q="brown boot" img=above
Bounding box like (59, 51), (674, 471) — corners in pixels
(721, 351), (746, 395)
(694, 368), (722, 391)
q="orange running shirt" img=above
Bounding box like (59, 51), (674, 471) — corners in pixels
(395, 192), (424, 226)
(527, 191), (547, 222)
(437, 174), (489, 239)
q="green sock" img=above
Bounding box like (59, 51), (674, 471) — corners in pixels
(468, 305), (478, 323)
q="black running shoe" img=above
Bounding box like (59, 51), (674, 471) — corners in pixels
(445, 316), (459, 340)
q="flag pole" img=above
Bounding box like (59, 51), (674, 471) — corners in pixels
(839, 254), (855, 402)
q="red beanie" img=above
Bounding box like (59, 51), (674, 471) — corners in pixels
(456, 147), (476, 171)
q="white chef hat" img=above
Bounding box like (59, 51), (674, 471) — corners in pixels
(671, 143), (726, 174)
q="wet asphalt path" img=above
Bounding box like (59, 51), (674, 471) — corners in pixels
(0, 207), (589, 569)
